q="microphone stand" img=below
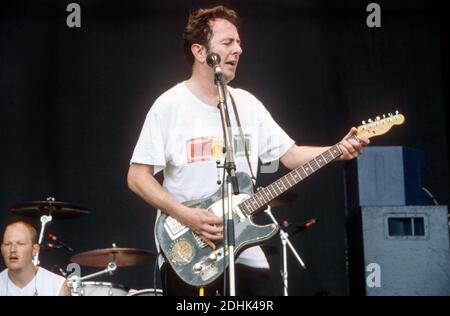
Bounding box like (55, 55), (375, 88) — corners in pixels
(214, 71), (239, 296)
(265, 206), (306, 296)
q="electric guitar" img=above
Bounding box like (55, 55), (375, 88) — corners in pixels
(156, 112), (405, 287)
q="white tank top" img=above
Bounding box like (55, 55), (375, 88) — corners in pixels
(0, 267), (66, 296)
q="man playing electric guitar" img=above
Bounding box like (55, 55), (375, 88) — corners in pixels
(128, 6), (370, 296)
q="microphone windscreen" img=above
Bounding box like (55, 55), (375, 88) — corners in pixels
(207, 53), (221, 67)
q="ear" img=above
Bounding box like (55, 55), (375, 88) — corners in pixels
(32, 244), (40, 256)
(191, 43), (207, 64)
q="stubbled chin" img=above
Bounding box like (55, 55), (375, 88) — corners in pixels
(8, 266), (22, 273)
(223, 72), (236, 83)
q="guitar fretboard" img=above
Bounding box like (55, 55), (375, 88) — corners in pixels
(239, 144), (343, 215)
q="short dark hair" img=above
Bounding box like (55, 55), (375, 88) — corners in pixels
(3, 221), (38, 245)
(182, 5), (239, 65)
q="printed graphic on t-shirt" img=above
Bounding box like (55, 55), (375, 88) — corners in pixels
(186, 134), (251, 163)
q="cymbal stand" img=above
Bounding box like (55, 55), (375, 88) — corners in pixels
(265, 206), (306, 296)
(33, 197), (55, 266)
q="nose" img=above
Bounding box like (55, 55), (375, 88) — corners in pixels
(233, 42), (242, 56)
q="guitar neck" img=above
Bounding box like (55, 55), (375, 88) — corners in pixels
(239, 144), (343, 216)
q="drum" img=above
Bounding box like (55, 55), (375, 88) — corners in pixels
(127, 288), (163, 296)
(76, 281), (129, 296)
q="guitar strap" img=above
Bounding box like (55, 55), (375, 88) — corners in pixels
(229, 92), (257, 185)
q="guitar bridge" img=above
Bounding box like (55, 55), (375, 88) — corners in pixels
(192, 247), (227, 280)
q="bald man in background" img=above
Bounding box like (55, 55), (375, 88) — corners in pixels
(0, 221), (69, 296)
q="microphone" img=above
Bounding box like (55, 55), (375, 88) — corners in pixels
(206, 52), (222, 75)
(48, 233), (74, 252)
(282, 218), (319, 233)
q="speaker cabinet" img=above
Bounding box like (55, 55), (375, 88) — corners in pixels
(344, 146), (429, 210)
(346, 206), (450, 296)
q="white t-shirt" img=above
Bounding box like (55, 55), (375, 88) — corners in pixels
(0, 267), (66, 296)
(131, 82), (295, 268)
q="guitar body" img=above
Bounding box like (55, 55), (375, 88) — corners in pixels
(155, 172), (279, 287)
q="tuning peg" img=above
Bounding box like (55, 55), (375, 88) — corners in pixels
(388, 112), (393, 117)
(395, 110), (399, 115)
(362, 120), (366, 125)
(376, 116), (380, 121)
(382, 114), (386, 118)
(368, 118), (373, 123)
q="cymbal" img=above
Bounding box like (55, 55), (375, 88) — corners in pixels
(268, 191), (298, 207)
(10, 200), (89, 219)
(71, 247), (156, 268)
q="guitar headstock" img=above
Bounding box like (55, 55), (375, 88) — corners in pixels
(357, 111), (405, 139)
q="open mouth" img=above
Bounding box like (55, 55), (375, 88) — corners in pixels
(9, 256), (19, 262)
(225, 60), (237, 67)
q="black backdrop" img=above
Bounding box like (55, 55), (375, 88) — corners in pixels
(1, 0), (448, 295)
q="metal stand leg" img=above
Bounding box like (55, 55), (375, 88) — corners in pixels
(33, 214), (52, 266)
(68, 262), (118, 296)
(265, 207), (306, 296)
(281, 235), (288, 296)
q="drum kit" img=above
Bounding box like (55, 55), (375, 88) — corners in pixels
(8, 192), (305, 296)
(9, 197), (160, 296)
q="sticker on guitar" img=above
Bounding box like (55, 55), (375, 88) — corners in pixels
(164, 216), (189, 240)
